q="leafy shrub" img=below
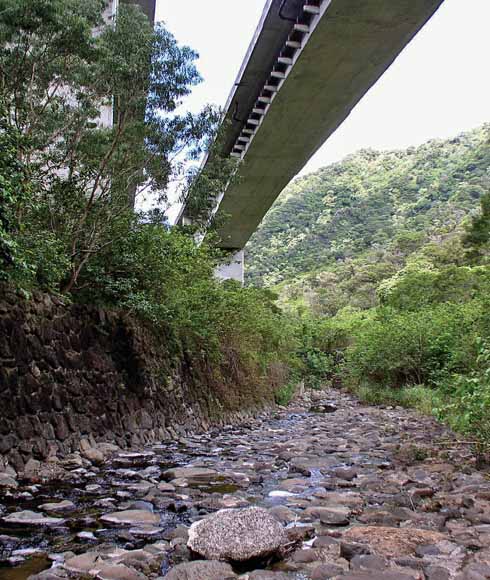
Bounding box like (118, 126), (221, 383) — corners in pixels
(275, 382), (297, 406)
(345, 301), (485, 388)
(434, 339), (490, 445)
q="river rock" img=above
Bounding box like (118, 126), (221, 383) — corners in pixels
(96, 563), (146, 580)
(305, 505), (351, 525)
(309, 403), (338, 413)
(164, 560), (237, 579)
(100, 509), (160, 526)
(342, 525), (446, 557)
(162, 467), (219, 483)
(0, 473), (18, 489)
(64, 552), (101, 574)
(245, 573), (291, 579)
(187, 506), (287, 562)
(39, 500), (76, 512)
(2, 510), (65, 527)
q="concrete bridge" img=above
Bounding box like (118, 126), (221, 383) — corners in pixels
(178, 0), (445, 282)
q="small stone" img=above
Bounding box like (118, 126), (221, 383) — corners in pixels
(23, 458), (41, 480)
(157, 482), (176, 493)
(100, 510), (160, 527)
(129, 525), (163, 537)
(164, 560), (237, 579)
(81, 447), (104, 465)
(163, 467), (219, 483)
(0, 473), (18, 489)
(2, 510), (66, 527)
(64, 552), (100, 574)
(247, 572), (291, 579)
(342, 526), (446, 558)
(309, 403), (338, 413)
(77, 531), (97, 541)
(39, 500), (76, 513)
(305, 506), (351, 525)
(310, 563), (348, 579)
(96, 563), (146, 580)
(351, 554), (389, 571)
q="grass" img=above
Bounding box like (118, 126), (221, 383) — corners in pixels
(352, 382), (443, 415)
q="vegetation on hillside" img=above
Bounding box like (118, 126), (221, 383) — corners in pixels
(0, 0), (302, 396)
(247, 125), (490, 449)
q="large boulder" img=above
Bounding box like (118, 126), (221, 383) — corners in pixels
(187, 507), (287, 562)
(164, 560), (237, 579)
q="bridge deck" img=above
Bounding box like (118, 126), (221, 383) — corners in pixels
(181, 0), (445, 250)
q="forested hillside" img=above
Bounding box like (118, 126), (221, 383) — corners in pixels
(247, 125), (490, 448)
(246, 125), (490, 316)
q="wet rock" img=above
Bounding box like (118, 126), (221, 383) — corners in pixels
(158, 482), (176, 493)
(340, 574), (417, 580)
(305, 506), (351, 525)
(351, 554), (389, 570)
(129, 525), (163, 537)
(269, 505), (298, 524)
(289, 456), (338, 476)
(77, 531), (97, 541)
(100, 509), (161, 526)
(80, 441), (104, 465)
(188, 507), (287, 562)
(64, 552), (101, 574)
(165, 561), (237, 579)
(96, 563), (146, 580)
(163, 467), (219, 484)
(38, 500), (76, 513)
(29, 569), (68, 580)
(245, 572), (291, 579)
(425, 567), (451, 580)
(0, 387), (485, 579)
(309, 403), (337, 413)
(0, 473), (18, 489)
(2, 510), (65, 527)
(310, 563), (348, 579)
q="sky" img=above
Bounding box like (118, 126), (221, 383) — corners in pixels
(156, 0), (490, 220)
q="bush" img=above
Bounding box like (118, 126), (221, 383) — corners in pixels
(275, 382), (297, 406)
(434, 339), (490, 445)
(345, 301), (486, 388)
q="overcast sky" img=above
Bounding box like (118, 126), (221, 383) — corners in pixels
(156, 0), (490, 219)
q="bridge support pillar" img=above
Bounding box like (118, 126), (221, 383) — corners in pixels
(215, 250), (244, 285)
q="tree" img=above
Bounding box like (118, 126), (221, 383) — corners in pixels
(0, 0), (226, 292)
(463, 192), (490, 263)
(0, 114), (27, 278)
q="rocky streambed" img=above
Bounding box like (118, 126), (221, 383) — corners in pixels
(1, 388), (490, 579)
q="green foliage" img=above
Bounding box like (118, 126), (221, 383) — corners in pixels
(0, 0), (298, 400)
(274, 382), (297, 406)
(463, 192), (490, 262)
(345, 301), (486, 388)
(0, 116), (28, 281)
(434, 339), (490, 445)
(0, 0), (228, 293)
(246, 123), (490, 444)
(247, 125), (490, 317)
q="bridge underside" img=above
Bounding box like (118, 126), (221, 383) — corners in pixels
(210, 0), (444, 252)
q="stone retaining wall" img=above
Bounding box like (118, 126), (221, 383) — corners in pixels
(0, 289), (275, 472)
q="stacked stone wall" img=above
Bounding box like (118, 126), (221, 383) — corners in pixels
(0, 289), (274, 471)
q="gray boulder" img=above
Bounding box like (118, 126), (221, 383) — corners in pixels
(188, 506), (287, 562)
